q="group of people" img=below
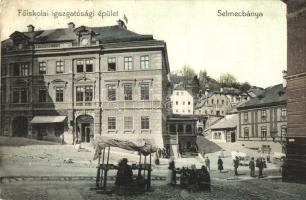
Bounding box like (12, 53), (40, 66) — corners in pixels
(217, 156), (268, 178)
(157, 148), (170, 159)
(167, 159), (211, 191)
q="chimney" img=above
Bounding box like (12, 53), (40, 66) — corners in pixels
(27, 24), (35, 32)
(282, 70), (287, 88)
(117, 19), (127, 29)
(68, 22), (75, 29)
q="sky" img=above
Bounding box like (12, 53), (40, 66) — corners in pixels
(0, 0), (287, 88)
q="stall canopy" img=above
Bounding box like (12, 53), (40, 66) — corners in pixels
(31, 116), (66, 124)
(93, 138), (157, 160)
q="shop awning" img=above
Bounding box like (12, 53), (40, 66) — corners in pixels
(31, 116), (66, 124)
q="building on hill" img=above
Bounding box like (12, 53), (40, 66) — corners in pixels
(1, 20), (171, 147)
(236, 83), (287, 154)
(221, 87), (250, 106)
(170, 86), (194, 115)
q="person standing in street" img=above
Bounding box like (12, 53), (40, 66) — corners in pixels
(249, 157), (255, 177)
(233, 156), (239, 176)
(218, 156), (224, 172)
(258, 157), (264, 178)
(167, 157), (176, 185)
(205, 156), (210, 171)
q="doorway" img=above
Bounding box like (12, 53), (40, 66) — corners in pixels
(231, 131), (236, 143)
(12, 116), (28, 137)
(76, 115), (94, 143)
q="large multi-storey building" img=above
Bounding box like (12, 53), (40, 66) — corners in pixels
(282, 0), (306, 183)
(237, 83), (287, 153)
(1, 21), (170, 147)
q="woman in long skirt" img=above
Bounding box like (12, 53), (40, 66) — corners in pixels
(167, 157), (176, 185)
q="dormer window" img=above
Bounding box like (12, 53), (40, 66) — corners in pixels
(81, 37), (90, 46)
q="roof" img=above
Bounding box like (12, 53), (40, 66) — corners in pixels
(210, 114), (238, 130)
(237, 84), (286, 110)
(2, 25), (154, 46)
(31, 116), (66, 124)
(194, 92), (220, 109)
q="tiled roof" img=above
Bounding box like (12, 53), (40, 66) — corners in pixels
(237, 84), (286, 110)
(2, 25), (154, 46)
(210, 114), (238, 130)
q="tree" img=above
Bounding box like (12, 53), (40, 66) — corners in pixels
(239, 82), (251, 93)
(191, 75), (200, 96)
(218, 73), (238, 87)
(198, 70), (209, 90)
(180, 65), (196, 86)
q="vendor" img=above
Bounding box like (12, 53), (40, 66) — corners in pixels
(115, 158), (133, 186)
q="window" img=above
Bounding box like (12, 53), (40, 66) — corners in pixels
(124, 117), (133, 129)
(188, 101), (191, 105)
(107, 85), (116, 101)
(281, 107), (287, 118)
(176, 101), (178, 105)
(261, 126), (267, 140)
(140, 55), (149, 69)
(211, 99), (214, 104)
(76, 86), (93, 102)
(140, 84), (150, 100)
(12, 88), (27, 103)
(108, 57), (116, 71)
(188, 109), (191, 113)
(76, 59), (93, 73)
(261, 110), (267, 122)
(13, 63), (28, 76)
(124, 84), (133, 100)
(108, 117), (116, 129)
(124, 56), (133, 70)
(39, 88), (47, 102)
(178, 125), (184, 133)
(217, 99), (219, 104)
(183, 101), (185, 105)
(56, 61), (64, 73)
(244, 127), (249, 139)
(20, 64), (28, 76)
(141, 116), (150, 129)
(222, 100), (224, 105)
(214, 132), (221, 139)
(55, 87), (64, 102)
(39, 62), (46, 74)
(85, 59), (93, 72)
(176, 92), (179, 96)
(76, 60), (84, 73)
(281, 125), (287, 139)
(244, 112), (248, 123)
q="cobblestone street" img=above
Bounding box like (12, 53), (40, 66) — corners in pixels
(1, 178), (306, 200)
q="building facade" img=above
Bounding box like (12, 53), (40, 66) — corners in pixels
(208, 113), (238, 143)
(237, 84), (287, 153)
(283, 0), (306, 183)
(170, 89), (194, 115)
(1, 21), (170, 147)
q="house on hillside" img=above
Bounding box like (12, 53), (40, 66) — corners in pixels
(237, 82), (287, 153)
(170, 86), (194, 115)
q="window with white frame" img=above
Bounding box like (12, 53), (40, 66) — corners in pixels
(141, 116), (150, 129)
(107, 57), (116, 71)
(107, 85), (116, 101)
(108, 117), (116, 129)
(124, 117), (133, 130)
(55, 87), (64, 102)
(76, 86), (93, 102)
(281, 125), (287, 139)
(39, 62), (46, 74)
(76, 59), (93, 73)
(261, 126), (267, 140)
(13, 63), (29, 76)
(140, 55), (149, 69)
(124, 56), (133, 70)
(56, 61), (64, 73)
